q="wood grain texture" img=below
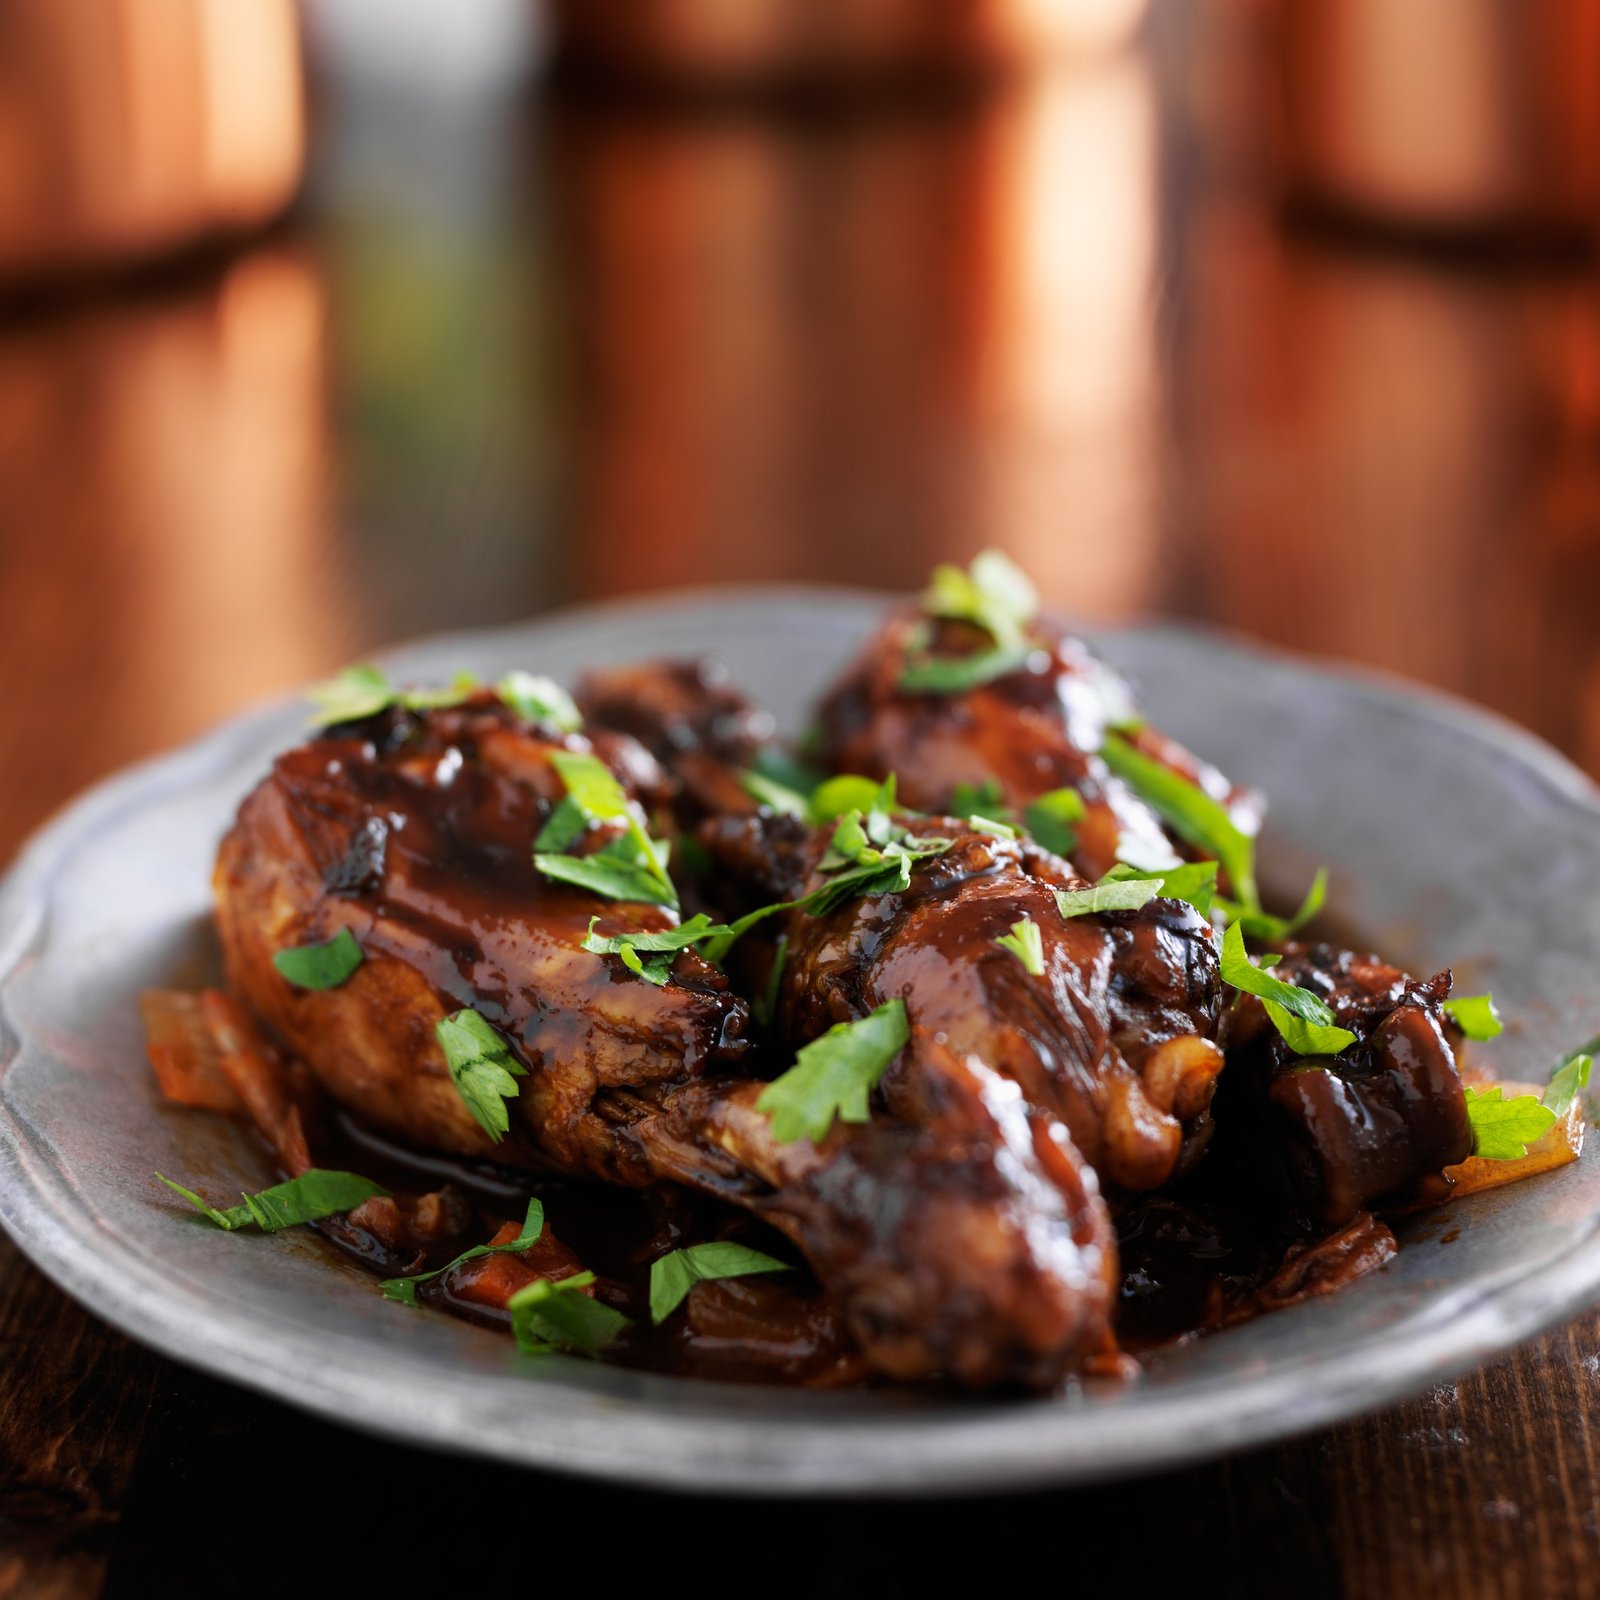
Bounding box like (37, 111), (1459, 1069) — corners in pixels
(3, 10), (1600, 1595)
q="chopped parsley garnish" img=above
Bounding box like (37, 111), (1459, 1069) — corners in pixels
(1055, 879), (1160, 918)
(809, 773), (890, 822)
(995, 917), (1045, 975)
(1101, 860), (1219, 918)
(1219, 868), (1328, 943)
(1443, 993), (1504, 1042)
(756, 999), (909, 1144)
(497, 671), (582, 732)
(950, 778), (1008, 820)
(648, 1241), (791, 1324)
(158, 1168), (386, 1231)
(581, 914), (730, 986)
(533, 750), (678, 909)
(381, 1199), (546, 1305)
(739, 768), (811, 817)
(272, 927), (364, 991)
(509, 1272), (632, 1357)
(306, 664), (478, 727)
(1220, 922), (1357, 1056)
(1464, 1086), (1555, 1161)
(436, 1008), (527, 1142)
(1023, 787), (1086, 857)
(1100, 732), (1258, 910)
(1544, 1044), (1595, 1118)
(900, 551), (1041, 693)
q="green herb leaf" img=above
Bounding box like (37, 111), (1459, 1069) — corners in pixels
(755, 933), (788, 1030)
(648, 1241), (791, 1324)
(920, 550), (1038, 652)
(1055, 880), (1160, 918)
(808, 774), (886, 823)
(1442, 993), (1504, 1042)
(756, 1000), (909, 1145)
(582, 913), (730, 987)
(497, 671), (582, 732)
(271, 927), (364, 991)
(307, 663), (481, 727)
(307, 664), (395, 727)
(1464, 1085), (1557, 1161)
(900, 644), (1034, 695)
(534, 852), (679, 907)
(1221, 921), (1357, 1054)
(950, 778), (1008, 820)
(509, 1272), (632, 1356)
(1023, 787), (1087, 857)
(533, 750), (678, 909)
(159, 1168), (387, 1232)
(402, 671), (481, 710)
(1544, 1047), (1594, 1118)
(381, 1198), (545, 1306)
(995, 917), (1045, 975)
(1101, 732), (1258, 909)
(1101, 860), (1219, 918)
(436, 1009), (527, 1142)
(739, 768), (811, 817)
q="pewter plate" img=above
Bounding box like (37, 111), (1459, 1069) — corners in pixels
(2, 589), (1599, 1496)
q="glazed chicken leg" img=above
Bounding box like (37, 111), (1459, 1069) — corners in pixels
(214, 696), (1118, 1386)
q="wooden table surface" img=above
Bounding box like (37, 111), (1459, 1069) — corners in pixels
(4, 19), (1600, 1597)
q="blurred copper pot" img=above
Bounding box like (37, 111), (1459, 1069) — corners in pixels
(0, 0), (305, 285)
(546, 0), (1149, 88)
(1269, 0), (1600, 238)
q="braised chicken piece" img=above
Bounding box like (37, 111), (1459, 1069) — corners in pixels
(215, 695), (751, 1178)
(214, 695), (1121, 1387)
(700, 810), (1227, 1196)
(1214, 942), (1472, 1223)
(814, 609), (1261, 880)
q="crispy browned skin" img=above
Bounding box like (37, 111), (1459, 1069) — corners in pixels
(1215, 943), (1472, 1224)
(813, 611), (1260, 879)
(215, 696), (1121, 1386)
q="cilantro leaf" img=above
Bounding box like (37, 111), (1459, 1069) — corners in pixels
(648, 1241), (791, 1324)
(1100, 732), (1259, 909)
(995, 917), (1045, 975)
(1023, 787), (1087, 857)
(582, 913), (731, 987)
(756, 1000), (909, 1144)
(1464, 1085), (1557, 1161)
(1056, 880), (1160, 918)
(1442, 993), (1504, 1042)
(533, 750), (678, 909)
(808, 774), (887, 823)
(920, 550), (1038, 652)
(899, 644), (1034, 694)
(898, 552), (1042, 693)
(497, 671), (581, 732)
(306, 664), (479, 727)
(1220, 921), (1357, 1054)
(158, 1168), (387, 1232)
(1544, 1047), (1594, 1118)
(381, 1198), (545, 1306)
(272, 927), (364, 991)
(739, 769), (810, 817)
(1101, 859), (1219, 917)
(1220, 867), (1328, 943)
(509, 1272), (632, 1357)
(306, 664), (395, 726)
(950, 778), (1008, 820)
(436, 1009), (527, 1142)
